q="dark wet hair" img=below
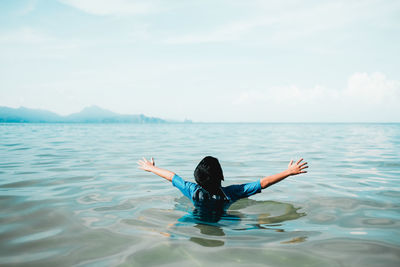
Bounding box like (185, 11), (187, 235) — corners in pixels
(194, 156), (224, 195)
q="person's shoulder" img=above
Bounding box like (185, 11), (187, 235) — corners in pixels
(222, 180), (262, 200)
(172, 174), (201, 200)
(221, 184), (242, 199)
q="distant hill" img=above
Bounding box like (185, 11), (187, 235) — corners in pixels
(0, 106), (167, 123)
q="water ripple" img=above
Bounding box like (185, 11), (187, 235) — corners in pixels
(0, 123), (399, 266)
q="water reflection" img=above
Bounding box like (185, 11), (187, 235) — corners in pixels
(190, 224), (226, 247)
(171, 198), (306, 247)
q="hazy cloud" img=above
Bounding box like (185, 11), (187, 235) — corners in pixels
(1, 0), (399, 122)
(59, 0), (163, 16)
(232, 73), (400, 121)
(345, 72), (400, 105)
(165, 0), (397, 44)
(0, 27), (54, 44)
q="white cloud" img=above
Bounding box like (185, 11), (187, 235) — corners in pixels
(59, 0), (163, 16)
(345, 72), (400, 105)
(231, 73), (400, 122)
(163, 4), (325, 44)
(0, 27), (54, 44)
(0, 27), (85, 60)
(165, 0), (400, 45)
(165, 19), (270, 44)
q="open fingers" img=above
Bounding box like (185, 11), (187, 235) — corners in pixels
(137, 160), (144, 168)
(288, 160), (293, 167)
(299, 162), (308, 167)
(137, 159), (151, 167)
(296, 158), (303, 165)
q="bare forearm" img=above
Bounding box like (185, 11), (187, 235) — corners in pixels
(149, 166), (175, 182)
(260, 159), (308, 189)
(260, 169), (291, 189)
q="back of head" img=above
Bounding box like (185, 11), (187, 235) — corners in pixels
(194, 156), (224, 195)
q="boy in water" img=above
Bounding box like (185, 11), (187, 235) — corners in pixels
(138, 156), (308, 206)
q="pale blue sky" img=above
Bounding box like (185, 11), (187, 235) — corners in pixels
(1, 0), (399, 122)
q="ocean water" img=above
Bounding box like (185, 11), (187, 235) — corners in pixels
(0, 123), (399, 266)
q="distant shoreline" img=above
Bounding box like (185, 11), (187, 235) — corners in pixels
(0, 105), (173, 124)
(1, 122), (398, 124)
(1, 106), (399, 124)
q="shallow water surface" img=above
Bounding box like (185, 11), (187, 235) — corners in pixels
(0, 123), (399, 266)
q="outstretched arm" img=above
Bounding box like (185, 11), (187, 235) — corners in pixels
(137, 157), (175, 182)
(260, 158), (308, 189)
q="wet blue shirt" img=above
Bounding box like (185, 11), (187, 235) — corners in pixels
(172, 174), (262, 203)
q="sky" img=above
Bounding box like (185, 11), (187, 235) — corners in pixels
(0, 0), (399, 122)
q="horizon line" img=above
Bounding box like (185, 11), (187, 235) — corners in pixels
(1, 105), (399, 124)
(1, 121), (399, 124)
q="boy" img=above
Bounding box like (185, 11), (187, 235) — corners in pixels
(138, 156), (308, 205)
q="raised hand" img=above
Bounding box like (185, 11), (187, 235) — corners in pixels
(287, 158), (308, 175)
(137, 157), (155, 172)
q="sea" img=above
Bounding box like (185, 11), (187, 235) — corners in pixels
(0, 123), (399, 266)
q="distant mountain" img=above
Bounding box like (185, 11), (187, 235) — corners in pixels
(0, 106), (167, 123)
(0, 106), (63, 123)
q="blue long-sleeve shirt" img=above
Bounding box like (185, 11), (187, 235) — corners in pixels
(172, 174), (261, 203)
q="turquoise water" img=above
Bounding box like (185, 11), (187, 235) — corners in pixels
(0, 123), (399, 266)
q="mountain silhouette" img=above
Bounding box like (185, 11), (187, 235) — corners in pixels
(0, 105), (166, 123)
